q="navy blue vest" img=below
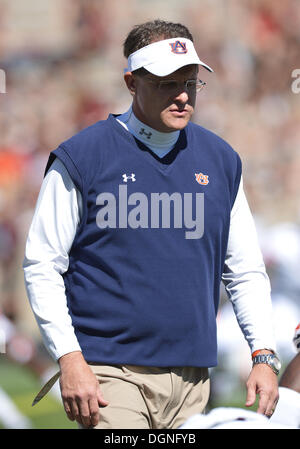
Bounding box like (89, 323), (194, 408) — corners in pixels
(47, 114), (241, 367)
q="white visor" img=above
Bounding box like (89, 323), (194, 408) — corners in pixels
(125, 37), (213, 76)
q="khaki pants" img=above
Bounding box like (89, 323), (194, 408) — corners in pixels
(88, 364), (210, 429)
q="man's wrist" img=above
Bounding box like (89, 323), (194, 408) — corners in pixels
(58, 350), (84, 368)
(252, 351), (281, 375)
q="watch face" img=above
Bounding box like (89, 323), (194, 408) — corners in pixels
(273, 357), (281, 371)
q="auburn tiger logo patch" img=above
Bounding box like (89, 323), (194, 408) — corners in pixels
(195, 173), (209, 185)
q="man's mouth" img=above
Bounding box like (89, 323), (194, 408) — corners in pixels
(169, 108), (188, 116)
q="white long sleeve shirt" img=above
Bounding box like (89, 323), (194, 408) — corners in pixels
(23, 113), (276, 361)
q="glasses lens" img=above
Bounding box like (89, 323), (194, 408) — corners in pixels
(156, 79), (206, 93)
(185, 80), (198, 91)
(195, 80), (206, 92)
(158, 80), (178, 92)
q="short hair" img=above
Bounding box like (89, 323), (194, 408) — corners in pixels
(123, 19), (194, 76)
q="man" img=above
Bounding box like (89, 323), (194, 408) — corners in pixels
(23, 20), (279, 429)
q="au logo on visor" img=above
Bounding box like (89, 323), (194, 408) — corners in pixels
(169, 41), (188, 54)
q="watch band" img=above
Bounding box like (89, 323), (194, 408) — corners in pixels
(252, 354), (281, 375)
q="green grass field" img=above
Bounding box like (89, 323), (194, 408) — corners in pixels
(0, 357), (76, 429)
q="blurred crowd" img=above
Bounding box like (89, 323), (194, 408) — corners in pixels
(0, 0), (300, 417)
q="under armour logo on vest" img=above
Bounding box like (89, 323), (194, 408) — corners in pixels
(139, 128), (152, 139)
(122, 173), (136, 182)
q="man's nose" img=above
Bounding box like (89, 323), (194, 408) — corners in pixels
(174, 89), (189, 103)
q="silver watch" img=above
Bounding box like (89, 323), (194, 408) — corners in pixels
(252, 353), (281, 375)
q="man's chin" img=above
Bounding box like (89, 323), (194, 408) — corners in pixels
(162, 117), (191, 132)
(161, 110), (193, 131)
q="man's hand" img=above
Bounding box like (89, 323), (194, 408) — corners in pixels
(59, 351), (109, 428)
(245, 358), (279, 417)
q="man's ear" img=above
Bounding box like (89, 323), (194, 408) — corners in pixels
(124, 72), (136, 96)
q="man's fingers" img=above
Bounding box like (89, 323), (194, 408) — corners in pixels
(78, 399), (94, 428)
(68, 393), (105, 428)
(256, 390), (268, 415)
(62, 390), (107, 428)
(245, 384), (256, 407)
(249, 385), (279, 417)
(97, 387), (109, 407)
(246, 364), (279, 418)
(262, 395), (279, 418)
(89, 397), (100, 427)
(66, 399), (84, 427)
(63, 400), (75, 422)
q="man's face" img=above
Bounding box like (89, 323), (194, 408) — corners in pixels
(126, 64), (199, 133)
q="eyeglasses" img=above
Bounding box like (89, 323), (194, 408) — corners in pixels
(144, 78), (206, 94)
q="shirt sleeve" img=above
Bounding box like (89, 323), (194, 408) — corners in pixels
(23, 157), (83, 361)
(222, 176), (277, 355)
